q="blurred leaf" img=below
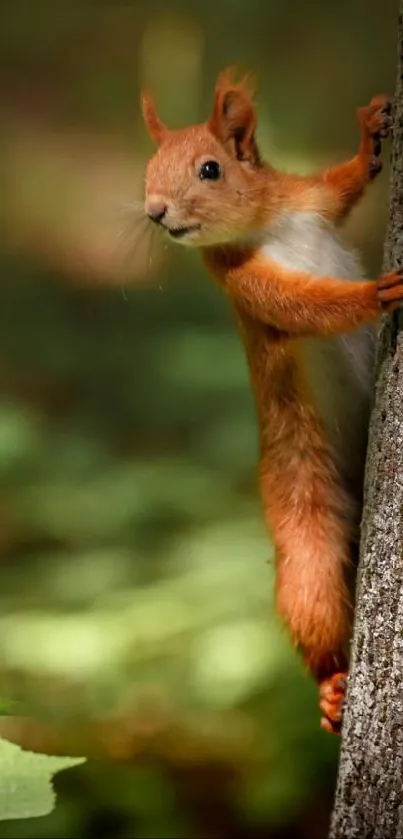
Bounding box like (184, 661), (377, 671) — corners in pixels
(0, 737), (85, 822)
(190, 620), (287, 708)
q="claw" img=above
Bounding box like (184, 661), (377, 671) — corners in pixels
(369, 157), (383, 176)
(373, 135), (382, 156)
(319, 672), (347, 735)
(377, 270), (403, 311)
(381, 98), (393, 115)
(357, 95), (393, 181)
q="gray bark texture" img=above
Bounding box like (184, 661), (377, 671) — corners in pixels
(330, 6), (403, 838)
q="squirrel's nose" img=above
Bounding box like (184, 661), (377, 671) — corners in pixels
(147, 200), (167, 224)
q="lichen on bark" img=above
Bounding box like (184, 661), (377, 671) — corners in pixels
(330, 5), (403, 837)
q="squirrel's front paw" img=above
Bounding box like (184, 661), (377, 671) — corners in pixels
(319, 672), (347, 735)
(377, 269), (403, 312)
(357, 95), (393, 177)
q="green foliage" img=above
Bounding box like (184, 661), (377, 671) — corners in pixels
(0, 270), (340, 836)
(0, 738), (85, 822)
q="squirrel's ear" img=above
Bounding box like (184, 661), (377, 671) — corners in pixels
(141, 90), (167, 145)
(207, 67), (261, 166)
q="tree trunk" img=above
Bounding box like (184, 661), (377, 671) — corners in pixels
(329, 5), (403, 837)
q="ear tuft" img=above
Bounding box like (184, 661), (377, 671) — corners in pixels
(141, 89), (167, 146)
(207, 67), (260, 165)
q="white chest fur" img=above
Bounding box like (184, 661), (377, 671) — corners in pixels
(258, 211), (375, 511)
(259, 211), (364, 280)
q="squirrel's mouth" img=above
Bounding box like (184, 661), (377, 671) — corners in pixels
(168, 224), (201, 239)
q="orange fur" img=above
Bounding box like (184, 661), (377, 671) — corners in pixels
(142, 68), (400, 733)
(207, 67), (261, 165)
(233, 308), (351, 680)
(203, 247), (403, 334)
(141, 90), (168, 146)
(320, 95), (393, 221)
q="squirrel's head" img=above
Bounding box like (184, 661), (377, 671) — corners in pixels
(141, 68), (269, 247)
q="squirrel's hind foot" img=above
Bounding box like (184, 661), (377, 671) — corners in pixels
(319, 672), (348, 735)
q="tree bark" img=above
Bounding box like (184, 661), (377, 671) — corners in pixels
(330, 5), (403, 837)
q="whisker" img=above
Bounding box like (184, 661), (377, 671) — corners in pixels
(117, 211), (150, 246)
(113, 199), (169, 286)
(147, 223), (157, 271)
(116, 214), (148, 244)
(119, 201), (146, 216)
(120, 228), (149, 269)
(147, 226), (164, 291)
(116, 214), (159, 279)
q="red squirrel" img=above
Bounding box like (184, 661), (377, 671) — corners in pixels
(141, 68), (403, 734)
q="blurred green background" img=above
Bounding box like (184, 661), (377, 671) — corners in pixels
(0, 0), (397, 835)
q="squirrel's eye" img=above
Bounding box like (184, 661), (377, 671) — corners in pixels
(199, 160), (221, 181)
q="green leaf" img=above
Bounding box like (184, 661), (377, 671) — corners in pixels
(0, 737), (85, 821)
